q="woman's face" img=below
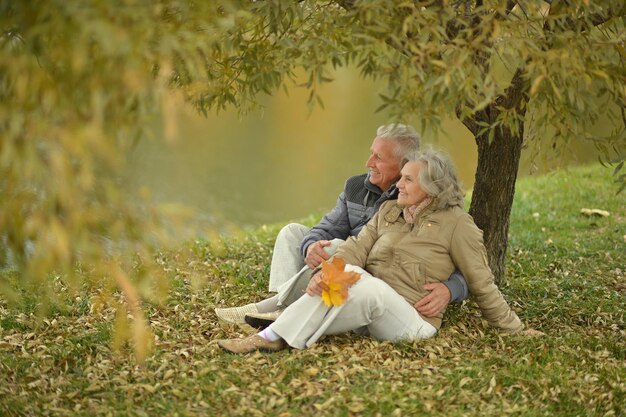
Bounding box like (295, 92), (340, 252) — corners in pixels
(397, 161), (429, 207)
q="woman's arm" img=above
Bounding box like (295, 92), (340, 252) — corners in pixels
(333, 204), (384, 268)
(306, 209), (382, 296)
(449, 214), (523, 334)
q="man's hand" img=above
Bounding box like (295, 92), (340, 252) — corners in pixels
(306, 271), (329, 297)
(414, 283), (451, 317)
(305, 240), (332, 269)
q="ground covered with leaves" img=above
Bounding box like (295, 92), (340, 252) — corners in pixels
(1, 164), (624, 416)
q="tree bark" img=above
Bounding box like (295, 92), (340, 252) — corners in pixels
(463, 70), (527, 284)
(468, 123), (524, 284)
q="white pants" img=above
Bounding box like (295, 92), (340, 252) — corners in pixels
(268, 224), (310, 292)
(271, 266), (437, 349)
(275, 239), (344, 307)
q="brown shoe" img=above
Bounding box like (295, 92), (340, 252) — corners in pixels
(217, 334), (286, 354)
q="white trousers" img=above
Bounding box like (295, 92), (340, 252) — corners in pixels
(268, 224), (310, 292)
(271, 265), (437, 349)
(275, 239), (344, 307)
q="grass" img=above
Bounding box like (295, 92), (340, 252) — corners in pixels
(1, 164), (624, 417)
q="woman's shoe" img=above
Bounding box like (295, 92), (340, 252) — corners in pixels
(217, 334), (287, 354)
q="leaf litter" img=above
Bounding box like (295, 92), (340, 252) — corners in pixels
(1, 165), (625, 416)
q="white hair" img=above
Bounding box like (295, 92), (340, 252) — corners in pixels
(406, 148), (465, 210)
(376, 123), (421, 163)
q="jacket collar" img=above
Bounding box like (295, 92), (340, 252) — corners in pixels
(385, 199), (438, 224)
(364, 173), (399, 198)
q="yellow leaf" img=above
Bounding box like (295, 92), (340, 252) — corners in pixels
(430, 60), (447, 69)
(580, 208), (610, 217)
(320, 257), (361, 307)
(530, 75), (545, 96)
(138, 383), (157, 393)
(321, 290), (332, 307)
(305, 367), (319, 376)
(459, 376), (472, 388)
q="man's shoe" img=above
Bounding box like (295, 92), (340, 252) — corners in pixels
(217, 334), (286, 354)
(214, 303), (258, 324)
(244, 310), (284, 330)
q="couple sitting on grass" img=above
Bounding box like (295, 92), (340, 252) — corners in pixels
(215, 124), (525, 354)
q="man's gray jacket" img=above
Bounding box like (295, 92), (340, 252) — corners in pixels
(299, 173), (469, 303)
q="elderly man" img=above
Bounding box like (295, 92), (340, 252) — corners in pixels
(215, 124), (468, 326)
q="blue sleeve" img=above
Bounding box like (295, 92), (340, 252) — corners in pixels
(299, 191), (351, 258)
(442, 269), (469, 303)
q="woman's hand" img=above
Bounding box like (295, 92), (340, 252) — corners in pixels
(306, 271), (329, 297)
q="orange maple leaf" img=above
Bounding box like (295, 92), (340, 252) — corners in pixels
(320, 257), (361, 307)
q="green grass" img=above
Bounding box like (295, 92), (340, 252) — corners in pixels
(1, 164), (624, 416)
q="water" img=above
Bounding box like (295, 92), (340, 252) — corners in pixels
(126, 67), (600, 233)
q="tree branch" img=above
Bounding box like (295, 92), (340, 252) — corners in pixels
(546, 1), (626, 35)
(335, 0), (355, 11)
(505, 0), (517, 14)
(460, 66), (526, 138)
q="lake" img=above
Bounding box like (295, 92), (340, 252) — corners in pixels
(126, 67), (600, 235)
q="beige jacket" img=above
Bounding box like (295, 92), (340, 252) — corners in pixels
(335, 200), (523, 332)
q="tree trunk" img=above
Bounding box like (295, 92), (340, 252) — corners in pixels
(468, 125), (524, 284)
(461, 67), (527, 284)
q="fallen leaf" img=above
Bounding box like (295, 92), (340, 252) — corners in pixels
(138, 383), (157, 393)
(580, 208), (610, 217)
(304, 367), (319, 376)
(459, 377), (472, 388)
(320, 257), (361, 307)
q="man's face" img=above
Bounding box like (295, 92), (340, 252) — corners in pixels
(366, 137), (402, 191)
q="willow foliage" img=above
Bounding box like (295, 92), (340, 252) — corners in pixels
(0, 1), (239, 360)
(178, 0), (625, 152)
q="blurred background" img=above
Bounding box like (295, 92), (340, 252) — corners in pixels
(125, 66), (599, 235)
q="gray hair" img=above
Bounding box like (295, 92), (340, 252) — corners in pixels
(376, 123), (421, 163)
(407, 149), (465, 210)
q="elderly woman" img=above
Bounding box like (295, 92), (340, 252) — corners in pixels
(217, 149), (523, 353)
